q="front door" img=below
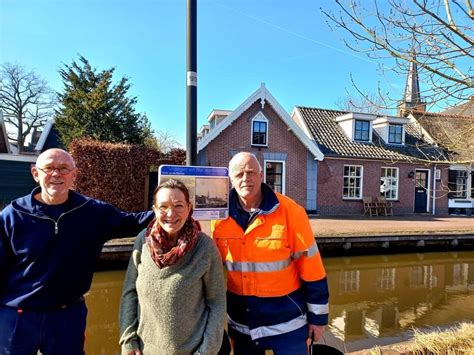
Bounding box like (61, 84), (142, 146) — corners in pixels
(414, 170), (428, 212)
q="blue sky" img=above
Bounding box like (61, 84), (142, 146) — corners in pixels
(1, 0), (404, 146)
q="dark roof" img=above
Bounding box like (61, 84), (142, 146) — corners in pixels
(410, 110), (474, 163)
(296, 106), (448, 162)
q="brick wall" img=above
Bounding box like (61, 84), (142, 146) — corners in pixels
(199, 99), (309, 207)
(316, 158), (449, 215)
(198, 98), (451, 216)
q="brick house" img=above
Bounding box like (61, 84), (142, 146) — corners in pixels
(407, 108), (474, 215)
(292, 107), (449, 215)
(196, 82), (451, 215)
(197, 83), (324, 211)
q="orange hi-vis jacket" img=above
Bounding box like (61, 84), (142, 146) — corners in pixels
(211, 192), (326, 297)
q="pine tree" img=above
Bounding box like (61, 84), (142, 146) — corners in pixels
(56, 56), (153, 147)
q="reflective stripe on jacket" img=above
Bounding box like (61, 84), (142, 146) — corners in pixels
(211, 192), (327, 297)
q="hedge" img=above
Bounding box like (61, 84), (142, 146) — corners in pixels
(69, 139), (185, 212)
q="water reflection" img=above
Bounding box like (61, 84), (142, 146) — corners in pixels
(325, 251), (474, 351)
(85, 252), (474, 353)
(85, 270), (124, 354)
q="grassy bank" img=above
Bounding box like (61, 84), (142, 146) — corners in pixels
(367, 322), (474, 355)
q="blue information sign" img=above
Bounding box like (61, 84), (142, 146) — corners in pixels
(158, 165), (229, 220)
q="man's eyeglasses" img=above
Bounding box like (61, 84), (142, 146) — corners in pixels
(156, 203), (188, 214)
(36, 166), (74, 175)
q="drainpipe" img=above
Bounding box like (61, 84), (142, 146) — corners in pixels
(432, 164), (437, 215)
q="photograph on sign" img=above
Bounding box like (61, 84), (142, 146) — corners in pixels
(158, 165), (229, 220)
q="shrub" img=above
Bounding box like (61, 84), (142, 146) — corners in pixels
(69, 139), (163, 212)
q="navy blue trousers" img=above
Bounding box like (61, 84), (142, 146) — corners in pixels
(0, 301), (87, 355)
(230, 326), (309, 355)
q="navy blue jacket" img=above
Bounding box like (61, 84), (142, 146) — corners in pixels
(0, 187), (153, 310)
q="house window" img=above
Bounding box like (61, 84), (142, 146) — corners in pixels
(376, 268), (396, 291)
(340, 270), (360, 293)
(251, 114), (268, 146)
(264, 161), (285, 194)
(354, 120), (370, 141)
(343, 165), (363, 199)
(209, 118), (216, 129)
(448, 170), (468, 198)
(388, 124), (403, 144)
(410, 266), (437, 289)
(380, 167), (398, 200)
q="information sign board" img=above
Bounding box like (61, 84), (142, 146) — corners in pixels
(158, 165), (229, 220)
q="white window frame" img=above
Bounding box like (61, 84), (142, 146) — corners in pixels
(388, 124), (403, 144)
(455, 170), (468, 198)
(376, 268), (396, 291)
(380, 167), (399, 200)
(251, 112), (269, 147)
(343, 165), (363, 200)
(209, 118), (216, 129)
(353, 120), (370, 142)
(264, 159), (286, 194)
(340, 270), (360, 293)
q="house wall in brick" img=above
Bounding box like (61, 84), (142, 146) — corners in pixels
(198, 99), (310, 207)
(316, 158), (450, 215)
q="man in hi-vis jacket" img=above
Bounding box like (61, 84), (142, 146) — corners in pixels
(211, 152), (329, 355)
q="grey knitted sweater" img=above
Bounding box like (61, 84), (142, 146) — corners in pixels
(119, 230), (226, 355)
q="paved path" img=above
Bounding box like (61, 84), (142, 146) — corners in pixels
(310, 215), (473, 237)
(199, 215), (473, 238)
(107, 215), (473, 247)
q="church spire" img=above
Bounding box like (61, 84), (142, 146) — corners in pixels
(398, 51), (426, 116)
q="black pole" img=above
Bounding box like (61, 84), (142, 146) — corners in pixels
(186, 0), (197, 165)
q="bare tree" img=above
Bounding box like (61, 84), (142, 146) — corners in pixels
(335, 83), (391, 114)
(322, 0), (473, 109)
(0, 63), (56, 152)
(154, 130), (181, 153)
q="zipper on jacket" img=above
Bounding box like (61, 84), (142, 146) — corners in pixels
(14, 200), (90, 236)
(53, 201), (89, 234)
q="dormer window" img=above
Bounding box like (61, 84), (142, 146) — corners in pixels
(335, 112), (377, 143)
(388, 124), (403, 144)
(209, 118), (216, 129)
(251, 112), (268, 146)
(373, 116), (408, 145)
(354, 120), (370, 141)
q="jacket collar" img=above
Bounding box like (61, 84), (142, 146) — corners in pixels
(11, 186), (90, 216)
(230, 183), (279, 214)
(229, 183), (280, 231)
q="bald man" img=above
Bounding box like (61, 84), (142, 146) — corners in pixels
(211, 152), (329, 355)
(0, 148), (153, 354)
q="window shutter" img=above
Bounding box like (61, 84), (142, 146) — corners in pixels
(471, 172), (474, 198)
(448, 170), (457, 199)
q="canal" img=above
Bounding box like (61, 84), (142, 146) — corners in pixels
(84, 251), (474, 354)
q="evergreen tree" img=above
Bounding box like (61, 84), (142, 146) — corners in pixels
(56, 56), (153, 147)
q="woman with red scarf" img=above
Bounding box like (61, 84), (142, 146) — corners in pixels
(119, 179), (226, 354)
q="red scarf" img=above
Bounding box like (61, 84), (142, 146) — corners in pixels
(145, 217), (200, 268)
